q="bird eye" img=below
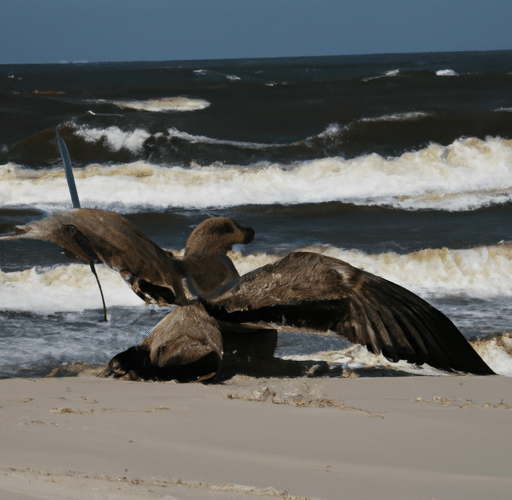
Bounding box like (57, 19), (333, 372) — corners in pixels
(213, 222), (234, 234)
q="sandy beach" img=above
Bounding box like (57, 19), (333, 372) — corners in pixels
(0, 372), (511, 500)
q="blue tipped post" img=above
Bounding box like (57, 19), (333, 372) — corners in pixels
(56, 126), (81, 209)
(55, 126), (108, 321)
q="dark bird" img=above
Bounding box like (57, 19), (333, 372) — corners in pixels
(0, 213), (495, 376)
(0, 208), (189, 306)
(1, 129), (494, 378)
(200, 250), (495, 375)
(108, 302), (224, 382)
(183, 216), (255, 297)
(0, 212), (274, 379)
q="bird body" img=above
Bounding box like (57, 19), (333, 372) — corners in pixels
(1, 212), (495, 377)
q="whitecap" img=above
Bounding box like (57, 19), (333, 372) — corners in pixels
(3, 136), (512, 212)
(111, 96), (210, 112)
(436, 69), (458, 76)
(360, 111), (431, 122)
(362, 69), (400, 81)
(74, 125), (150, 153)
(0, 264), (144, 313)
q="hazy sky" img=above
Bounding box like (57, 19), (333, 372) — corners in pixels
(2, 0), (511, 64)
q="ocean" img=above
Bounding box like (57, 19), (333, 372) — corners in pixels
(1, 50), (512, 379)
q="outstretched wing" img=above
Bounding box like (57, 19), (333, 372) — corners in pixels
(203, 251), (494, 375)
(0, 208), (187, 305)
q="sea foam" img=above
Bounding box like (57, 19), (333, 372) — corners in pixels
(436, 69), (458, 76)
(2, 247), (511, 376)
(75, 126), (151, 154)
(230, 244), (512, 299)
(0, 264), (143, 313)
(90, 96), (211, 112)
(112, 97), (210, 112)
(2, 136), (512, 212)
(2, 243), (512, 315)
(280, 335), (512, 377)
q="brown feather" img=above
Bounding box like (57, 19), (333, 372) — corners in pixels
(204, 251), (495, 375)
(0, 208), (188, 305)
(184, 217), (254, 297)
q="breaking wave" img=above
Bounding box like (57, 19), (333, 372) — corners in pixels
(95, 96), (211, 112)
(2, 136), (512, 211)
(2, 246), (511, 377)
(2, 243), (512, 314)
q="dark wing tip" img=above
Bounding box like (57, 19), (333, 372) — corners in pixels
(350, 275), (496, 375)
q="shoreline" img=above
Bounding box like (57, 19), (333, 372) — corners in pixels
(1, 374), (511, 499)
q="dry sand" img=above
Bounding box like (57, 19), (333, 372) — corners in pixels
(1, 373), (511, 500)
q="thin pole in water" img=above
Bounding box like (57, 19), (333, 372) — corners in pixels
(55, 126), (108, 321)
(56, 126), (80, 209)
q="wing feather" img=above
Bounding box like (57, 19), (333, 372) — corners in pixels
(0, 208), (187, 305)
(204, 251), (494, 375)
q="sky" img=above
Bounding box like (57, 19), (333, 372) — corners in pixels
(1, 0), (511, 65)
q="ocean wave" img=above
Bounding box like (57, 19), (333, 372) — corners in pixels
(362, 69), (400, 82)
(4, 97), (512, 169)
(2, 136), (512, 211)
(166, 127), (271, 149)
(100, 96), (211, 112)
(280, 333), (512, 377)
(2, 243), (512, 315)
(363, 68), (459, 81)
(436, 69), (458, 76)
(74, 125), (151, 154)
(359, 112), (432, 122)
(229, 244), (512, 299)
(0, 264), (144, 313)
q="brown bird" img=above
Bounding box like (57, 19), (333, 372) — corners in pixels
(200, 250), (495, 375)
(0, 212), (274, 379)
(0, 208), (189, 306)
(1, 132), (270, 380)
(108, 302), (224, 382)
(183, 217), (255, 297)
(0, 213), (494, 376)
(0, 210), (257, 307)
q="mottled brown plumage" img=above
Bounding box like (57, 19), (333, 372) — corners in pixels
(107, 302), (277, 381)
(202, 251), (495, 375)
(184, 217), (254, 297)
(109, 303), (223, 381)
(1, 212), (494, 376)
(143, 303), (223, 367)
(0, 208), (188, 305)
(1, 212), (276, 379)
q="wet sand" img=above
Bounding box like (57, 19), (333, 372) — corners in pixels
(1, 374), (511, 500)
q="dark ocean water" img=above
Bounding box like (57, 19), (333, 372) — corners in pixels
(1, 51), (512, 378)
